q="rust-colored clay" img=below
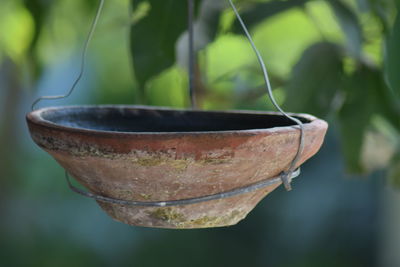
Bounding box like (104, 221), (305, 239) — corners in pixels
(26, 105), (328, 229)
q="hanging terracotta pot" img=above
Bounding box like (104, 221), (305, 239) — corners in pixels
(27, 105), (327, 229)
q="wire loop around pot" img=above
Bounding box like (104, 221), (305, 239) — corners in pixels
(65, 169), (301, 207)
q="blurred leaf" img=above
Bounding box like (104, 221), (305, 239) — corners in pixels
(82, 0), (100, 10)
(388, 153), (400, 188)
(196, 0), (224, 45)
(176, 0), (224, 68)
(358, 0), (399, 33)
(145, 66), (188, 107)
(23, 0), (52, 79)
(232, 0), (310, 33)
(385, 13), (400, 96)
(329, 0), (363, 58)
(338, 66), (382, 173)
(374, 73), (400, 131)
(130, 0), (193, 92)
(284, 42), (343, 117)
(23, 0), (48, 51)
(356, 0), (370, 12)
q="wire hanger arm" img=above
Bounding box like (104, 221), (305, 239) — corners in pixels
(227, 0), (305, 190)
(31, 0), (105, 111)
(188, 0), (197, 109)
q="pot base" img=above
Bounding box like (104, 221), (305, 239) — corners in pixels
(97, 186), (277, 229)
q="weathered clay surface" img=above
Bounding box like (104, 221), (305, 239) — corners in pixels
(26, 106), (328, 229)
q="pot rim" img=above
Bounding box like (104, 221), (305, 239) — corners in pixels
(26, 105), (327, 137)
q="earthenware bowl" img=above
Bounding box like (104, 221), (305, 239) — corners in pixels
(26, 105), (328, 229)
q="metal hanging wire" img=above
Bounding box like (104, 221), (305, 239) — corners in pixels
(227, 0), (305, 190)
(30, 0), (306, 207)
(31, 0), (105, 111)
(188, 0), (197, 109)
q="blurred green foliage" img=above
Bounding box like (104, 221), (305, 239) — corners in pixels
(1, 1), (399, 266)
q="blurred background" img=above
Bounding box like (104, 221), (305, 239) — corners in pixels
(1, 0), (400, 266)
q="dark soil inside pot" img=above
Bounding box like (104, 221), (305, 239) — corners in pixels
(40, 106), (310, 133)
